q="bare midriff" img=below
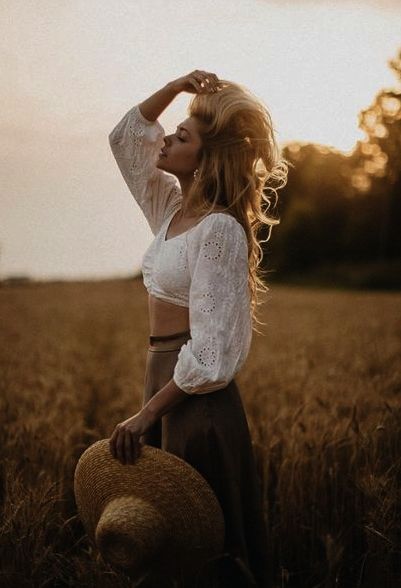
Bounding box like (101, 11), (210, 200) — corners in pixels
(148, 294), (190, 337)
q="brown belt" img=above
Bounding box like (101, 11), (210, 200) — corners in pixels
(149, 329), (191, 347)
(149, 331), (191, 352)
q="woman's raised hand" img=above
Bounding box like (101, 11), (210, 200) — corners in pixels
(170, 70), (221, 94)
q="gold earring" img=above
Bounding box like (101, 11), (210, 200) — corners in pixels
(193, 168), (199, 179)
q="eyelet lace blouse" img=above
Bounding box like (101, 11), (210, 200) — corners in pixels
(108, 103), (252, 395)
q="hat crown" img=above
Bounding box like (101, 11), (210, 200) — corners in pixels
(95, 496), (169, 572)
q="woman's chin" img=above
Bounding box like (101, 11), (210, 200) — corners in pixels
(157, 159), (172, 174)
(156, 157), (166, 168)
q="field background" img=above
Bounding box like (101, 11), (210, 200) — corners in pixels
(1, 277), (400, 588)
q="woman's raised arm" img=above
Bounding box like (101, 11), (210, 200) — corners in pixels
(138, 81), (181, 122)
(108, 73), (219, 235)
(138, 71), (220, 120)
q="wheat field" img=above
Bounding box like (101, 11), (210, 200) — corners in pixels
(0, 278), (400, 588)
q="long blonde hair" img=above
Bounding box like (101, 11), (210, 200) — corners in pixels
(184, 79), (289, 335)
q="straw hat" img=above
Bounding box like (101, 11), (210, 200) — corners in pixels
(73, 439), (225, 582)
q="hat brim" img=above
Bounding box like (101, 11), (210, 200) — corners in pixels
(74, 439), (225, 579)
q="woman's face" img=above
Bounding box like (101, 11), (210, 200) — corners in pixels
(156, 116), (202, 178)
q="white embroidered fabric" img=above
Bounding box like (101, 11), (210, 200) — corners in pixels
(109, 103), (252, 394)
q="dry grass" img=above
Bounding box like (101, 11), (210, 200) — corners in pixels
(0, 278), (400, 587)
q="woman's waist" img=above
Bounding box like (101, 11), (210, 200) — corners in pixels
(148, 293), (190, 337)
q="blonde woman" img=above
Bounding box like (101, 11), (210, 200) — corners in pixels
(108, 70), (288, 587)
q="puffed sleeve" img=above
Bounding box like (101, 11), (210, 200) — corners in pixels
(173, 214), (253, 394)
(108, 103), (182, 236)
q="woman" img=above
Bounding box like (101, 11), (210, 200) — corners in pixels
(108, 70), (288, 587)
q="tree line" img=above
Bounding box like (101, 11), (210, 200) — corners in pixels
(265, 48), (401, 288)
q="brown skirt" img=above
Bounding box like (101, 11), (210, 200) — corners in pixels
(140, 330), (269, 588)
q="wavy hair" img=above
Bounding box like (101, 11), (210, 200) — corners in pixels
(183, 79), (289, 335)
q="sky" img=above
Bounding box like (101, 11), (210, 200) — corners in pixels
(1, 0), (400, 280)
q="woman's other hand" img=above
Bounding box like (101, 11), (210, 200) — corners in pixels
(109, 406), (157, 465)
(170, 70), (221, 94)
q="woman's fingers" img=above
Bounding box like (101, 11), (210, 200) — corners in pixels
(210, 74), (220, 90)
(109, 426), (119, 459)
(192, 73), (217, 93)
(135, 438), (143, 461)
(189, 76), (203, 93)
(124, 429), (133, 464)
(199, 71), (219, 91)
(198, 73), (213, 92)
(115, 429), (125, 464)
(109, 426), (141, 465)
(181, 70), (220, 94)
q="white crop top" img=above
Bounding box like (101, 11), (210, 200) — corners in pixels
(108, 103), (253, 395)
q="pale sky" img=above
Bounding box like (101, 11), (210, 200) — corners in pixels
(1, 0), (400, 280)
